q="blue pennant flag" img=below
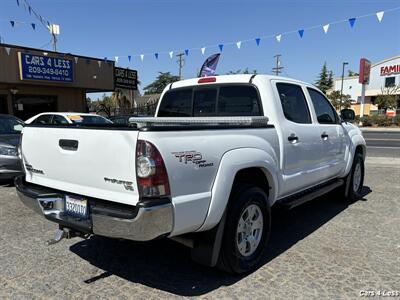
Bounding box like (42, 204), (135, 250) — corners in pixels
(155, 53), (159, 59)
(10, 21), (15, 27)
(128, 55), (131, 62)
(185, 49), (189, 56)
(199, 53), (221, 77)
(218, 44), (224, 52)
(16, 0), (19, 6)
(31, 23), (36, 30)
(348, 18), (356, 28)
(28, 6), (32, 15)
(255, 38), (261, 46)
(298, 29), (304, 38)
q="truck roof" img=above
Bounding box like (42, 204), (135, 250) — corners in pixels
(169, 74), (311, 89)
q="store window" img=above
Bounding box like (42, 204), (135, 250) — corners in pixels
(385, 77), (396, 87)
(13, 95), (57, 121)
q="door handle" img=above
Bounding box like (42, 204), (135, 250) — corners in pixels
(321, 133), (329, 139)
(59, 139), (79, 151)
(288, 134), (299, 143)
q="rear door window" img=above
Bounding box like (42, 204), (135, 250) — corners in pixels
(276, 83), (311, 124)
(158, 89), (192, 117)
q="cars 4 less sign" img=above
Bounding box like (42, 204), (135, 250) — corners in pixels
(18, 52), (73, 82)
(114, 67), (138, 90)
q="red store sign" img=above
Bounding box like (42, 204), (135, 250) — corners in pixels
(380, 64), (400, 76)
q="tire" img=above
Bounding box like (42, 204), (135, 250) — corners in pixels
(340, 153), (365, 202)
(218, 184), (271, 274)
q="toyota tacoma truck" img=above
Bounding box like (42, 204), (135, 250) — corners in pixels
(16, 75), (366, 273)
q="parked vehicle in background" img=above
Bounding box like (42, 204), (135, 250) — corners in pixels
(16, 75), (366, 273)
(0, 114), (24, 180)
(25, 112), (112, 125)
(109, 115), (149, 126)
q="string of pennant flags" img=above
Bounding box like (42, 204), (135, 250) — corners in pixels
(105, 7), (397, 64)
(0, 18), (37, 31)
(15, 0), (53, 30)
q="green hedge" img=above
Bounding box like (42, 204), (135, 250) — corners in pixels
(359, 115), (400, 127)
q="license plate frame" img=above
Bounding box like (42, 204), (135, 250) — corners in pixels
(65, 195), (88, 219)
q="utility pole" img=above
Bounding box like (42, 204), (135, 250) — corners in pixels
(49, 24), (60, 52)
(272, 54), (283, 76)
(176, 53), (185, 80)
(52, 33), (57, 52)
(339, 62), (348, 111)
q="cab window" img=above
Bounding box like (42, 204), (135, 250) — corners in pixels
(33, 114), (52, 125)
(52, 115), (69, 125)
(307, 88), (338, 124)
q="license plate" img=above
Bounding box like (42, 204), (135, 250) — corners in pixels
(65, 195), (88, 218)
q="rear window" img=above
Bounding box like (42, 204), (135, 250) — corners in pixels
(67, 115), (111, 124)
(158, 89), (192, 117)
(218, 86), (261, 116)
(157, 85), (262, 117)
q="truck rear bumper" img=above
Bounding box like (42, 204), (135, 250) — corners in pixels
(15, 175), (173, 241)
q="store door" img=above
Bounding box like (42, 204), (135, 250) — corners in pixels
(13, 95), (57, 121)
(0, 95), (8, 114)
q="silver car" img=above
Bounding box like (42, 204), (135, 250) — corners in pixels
(0, 115), (23, 180)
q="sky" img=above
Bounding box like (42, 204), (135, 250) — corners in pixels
(1, 0), (400, 98)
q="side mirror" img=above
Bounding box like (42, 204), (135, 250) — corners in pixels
(340, 109), (355, 122)
(13, 124), (23, 132)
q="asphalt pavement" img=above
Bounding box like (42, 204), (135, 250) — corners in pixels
(362, 129), (400, 158)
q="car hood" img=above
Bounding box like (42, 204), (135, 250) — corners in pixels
(0, 134), (21, 147)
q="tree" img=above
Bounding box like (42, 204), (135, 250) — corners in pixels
(348, 70), (359, 76)
(226, 68), (257, 75)
(143, 72), (180, 94)
(315, 63), (334, 94)
(328, 90), (352, 110)
(88, 94), (117, 117)
(375, 85), (400, 112)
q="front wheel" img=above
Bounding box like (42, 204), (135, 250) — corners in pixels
(218, 185), (271, 274)
(341, 153), (365, 202)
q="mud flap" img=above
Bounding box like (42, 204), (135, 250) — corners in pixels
(190, 210), (227, 267)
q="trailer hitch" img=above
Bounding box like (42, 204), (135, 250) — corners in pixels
(46, 227), (90, 246)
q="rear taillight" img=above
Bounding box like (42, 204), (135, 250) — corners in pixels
(136, 140), (170, 198)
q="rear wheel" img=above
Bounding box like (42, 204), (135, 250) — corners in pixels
(218, 184), (271, 274)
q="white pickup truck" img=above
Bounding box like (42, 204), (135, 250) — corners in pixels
(16, 75), (366, 273)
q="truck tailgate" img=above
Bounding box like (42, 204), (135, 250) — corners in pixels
(21, 126), (140, 206)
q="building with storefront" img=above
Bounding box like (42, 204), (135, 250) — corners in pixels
(0, 43), (114, 120)
(333, 55), (400, 115)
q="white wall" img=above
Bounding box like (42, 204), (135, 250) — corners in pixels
(333, 77), (361, 102)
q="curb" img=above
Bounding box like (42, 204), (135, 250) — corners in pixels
(360, 127), (400, 132)
(366, 156), (400, 165)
